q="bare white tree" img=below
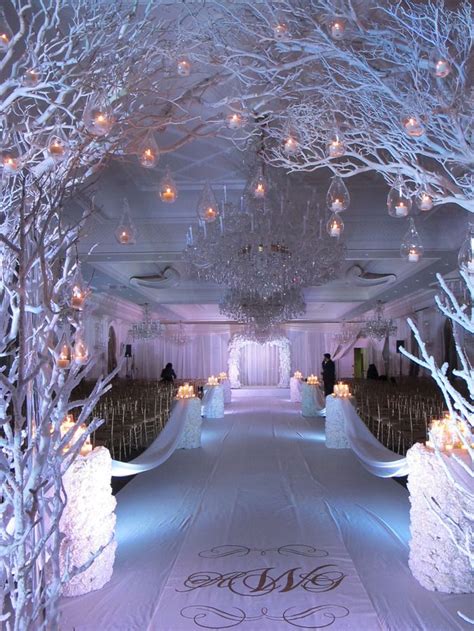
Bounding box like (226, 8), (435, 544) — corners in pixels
(209, 0), (473, 212)
(0, 1), (225, 628)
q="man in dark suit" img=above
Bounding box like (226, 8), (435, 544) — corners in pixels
(322, 353), (336, 396)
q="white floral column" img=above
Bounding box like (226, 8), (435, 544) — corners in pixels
(61, 447), (117, 597)
(221, 378), (232, 404)
(325, 396), (351, 449)
(301, 383), (325, 417)
(290, 377), (303, 402)
(202, 385), (225, 418)
(406, 443), (473, 593)
(175, 398), (202, 449)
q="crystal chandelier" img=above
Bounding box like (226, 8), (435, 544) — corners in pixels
(184, 171), (345, 300)
(167, 321), (189, 346)
(361, 301), (397, 340)
(129, 303), (163, 341)
(219, 287), (306, 328)
(333, 320), (358, 345)
(241, 325), (284, 344)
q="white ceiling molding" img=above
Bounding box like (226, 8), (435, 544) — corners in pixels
(346, 264), (397, 286)
(130, 266), (181, 289)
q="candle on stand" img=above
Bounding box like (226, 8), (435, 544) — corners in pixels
(293, 370), (303, 379)
(307, 374), (319, 385)
(207, 375), (219, 386)
(218, 372), (227, 381)
(334, 381), (350, 398)
(177, 383), (195, 399)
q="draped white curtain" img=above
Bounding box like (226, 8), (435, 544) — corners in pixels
(132, 333), (230, 380)
(239, 342), (280, 385)
(287, 331), (336, 376)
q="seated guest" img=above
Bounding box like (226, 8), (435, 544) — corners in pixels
(367, 363), (379, 380)
(160, 362), (176, 383)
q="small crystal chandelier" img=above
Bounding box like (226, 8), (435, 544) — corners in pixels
(168, 321), (189, 346)
(361, 301), (397, 341)
(219, 287), (306, 328)
(333, 320), (358, 345)
(129, 303), (163, 341)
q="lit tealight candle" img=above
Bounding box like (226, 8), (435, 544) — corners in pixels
(161, 187), (176, 202)
(331, 198), (343, 212)
(177, 59), (191, 76)
(330, 221), (341, 237)
(408, 249), (419, 263)
(328, 140), (344, 158)
(419, 193), (433, 211)
(331, 21), (344, 39)
(57, 345), (71, 369)
(434, 59), (450, 78)
(395, 202), (408, 217)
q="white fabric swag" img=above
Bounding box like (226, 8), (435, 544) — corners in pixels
(239, 342), (280, 385)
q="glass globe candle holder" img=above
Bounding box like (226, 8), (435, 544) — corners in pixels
(0, 11), (12, 51)
(458, 224), (474, 275)
(249, 166), (267, 199)
(177, 58), (191, 76)
(387, 175), (412, 218)
(273, 22), (289, 40)
(47, 121), (70, 163)
(115, 198), (137, 245)
(137, 134), (159, 169)
(83, 93), (115, 137)
(226, 111), (246, 130)
(23, 68), (41, 87)
(326, 132), (345, 158)
(328, 18), (346, 40)
(73, 334), (89, 366)
(159, 168), (178, 203)
(197, 182), (219, 223)
(430, 50), (451, 78)
(71, 267), (89, 310)
(327, 212), (344, 238)
(283, 135), (299, 155)
(1, 151), (21, 175)
(56, 334), (72, 370)
(326, 175), (350, 212)
(417, 190), (433, 212)
(400, 218), (423, 262)
(402, 114), (425, 138)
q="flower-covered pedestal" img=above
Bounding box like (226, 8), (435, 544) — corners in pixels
(175, 397), (202, 449)
(290, 377), (303, 402)
(221, 378), (232, 404)
(301, 383), (325, 417)
(202, 384), (225, 419)
(61, 446), (117, 597)
(228, 334), (291, 388)
(325, 396), (352, 448)
(406, 443), (473, 593)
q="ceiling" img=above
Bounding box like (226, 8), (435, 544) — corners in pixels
(74, 131), (467, 324)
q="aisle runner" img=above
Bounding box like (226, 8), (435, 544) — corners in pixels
(153, 395), (381, 630)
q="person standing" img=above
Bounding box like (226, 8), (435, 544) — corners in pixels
(160, 362), (176, 383)
(322, 353), (336, 396)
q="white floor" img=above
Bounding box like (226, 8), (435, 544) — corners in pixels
(60, 389), (473, 630)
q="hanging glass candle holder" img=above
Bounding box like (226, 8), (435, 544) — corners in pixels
(400, 218), (423, 262)
(328, 17), (346, 40)
(387, 174), (412, 218)
(196, 182), (219, 223)
(327, 212), (344, 238)
(273, 21), (290, 40)
(249, 165), (267, 199)
(73, 332), (89, 366)
(177, 58), (191, 76)
(0, 10), (12, 51)
(83, 92), (115, 137)
(47, 119), (70, 163)
(416, 189), (433, 212)
(401, 114), (425, 138)
(71, 264), (89, 310)
(159, 168), (178, 203)
(326, 130), (345, 158)
(326, 175), (350, 212)
(23, 46), (42, 87)
(225, 103), (248, 130)
(458, 224), (474, 275)
(115, 198), (137, 245)
(429, 50), (451, 78)
(1, 149), (21, 175)
(56, 332), (72, 370)
(283, 134), (299, 155)
(137, 134), (159, 169)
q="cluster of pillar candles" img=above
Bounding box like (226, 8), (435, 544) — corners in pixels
(426, 414), (473, 452)
(307, 374), (320, 385)
(333, 382), (351, 398)
(176, 383), (195, 399)
(207, 375), (219, 386)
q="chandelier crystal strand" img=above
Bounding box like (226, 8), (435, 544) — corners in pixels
(129, 303), (163, 341)
(168, 321), (189, 346)
(362, 301), (397, 340)
(219, 287), (306, 329)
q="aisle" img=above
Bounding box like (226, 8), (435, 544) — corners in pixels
(60, 389), (472, 631)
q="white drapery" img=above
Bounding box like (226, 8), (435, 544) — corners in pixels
(239, 342), (280, 385)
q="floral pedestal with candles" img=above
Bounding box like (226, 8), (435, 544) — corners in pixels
(175, 397), (202, 449)
(202, 384), (225, 418)
(61, 446), (117, 597)
(290, 376), (303, 402)
(221, 379), (232, 404)
(406, 443), (473, 593)
(325, 395), (351, 449)
(301, 382), (325, 417)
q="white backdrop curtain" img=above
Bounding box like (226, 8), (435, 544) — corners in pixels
(132, 333), (230, 380)
(239, 342), (280, 385)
